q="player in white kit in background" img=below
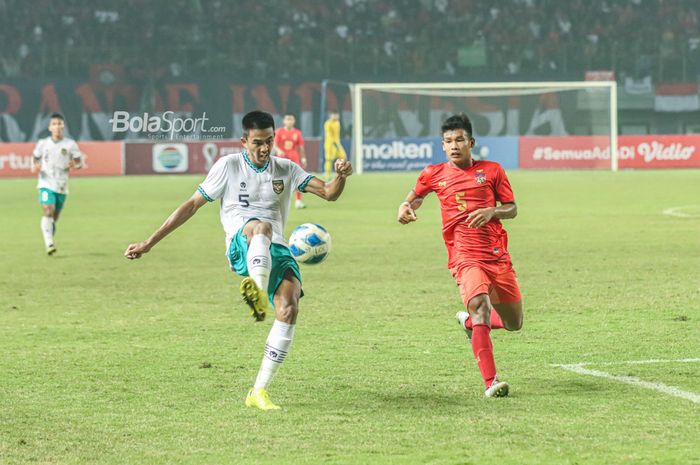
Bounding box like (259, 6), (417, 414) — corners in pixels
(31, 113), (83, 255)
(124, 110), (353, 410)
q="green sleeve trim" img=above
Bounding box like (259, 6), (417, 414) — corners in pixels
(297, 175), (313, 193)
(197, 186), (214, 202)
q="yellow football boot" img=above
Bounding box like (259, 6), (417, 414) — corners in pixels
(245, 388), (281, 410)
(240, 277), (268, 321)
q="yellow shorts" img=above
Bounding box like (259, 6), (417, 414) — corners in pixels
(324, 142), (347, 160)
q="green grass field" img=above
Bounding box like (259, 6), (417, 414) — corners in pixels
(1, 170), (699, 465)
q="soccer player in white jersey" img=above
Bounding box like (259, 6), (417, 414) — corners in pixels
(31, 113), (83, 255)
(124, 110), (353, 410)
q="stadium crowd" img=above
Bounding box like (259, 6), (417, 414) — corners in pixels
(1, 0), (699, 81)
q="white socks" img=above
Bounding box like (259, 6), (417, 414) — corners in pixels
(247, 234), (271, 292)
(254, 320), (296, 390)
(41, 216), (54, 248)
(248, 233), (293, 390)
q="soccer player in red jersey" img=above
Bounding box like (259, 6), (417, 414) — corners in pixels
(274, 113), (308, 209)
(397, 113), (523, 398)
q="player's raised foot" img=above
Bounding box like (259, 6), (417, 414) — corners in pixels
(485, 378), (509, 398)
(245, 388), (281, 410)
(46, 244), (57, 256)
(295, 200), (306, 209)
(455, 311), (472, 340)
(240, 277), (268, 321)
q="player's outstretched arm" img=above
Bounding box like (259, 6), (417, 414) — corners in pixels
(124, 191), (209, 260)
(303, 158), (352, 201)
(397, 190), (424, 224)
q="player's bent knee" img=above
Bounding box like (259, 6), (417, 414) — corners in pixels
(275, 302), (298, 323)
(505, 316), (523, 332)
(500, 302), (523, 331)
(467, 294), (491, 324)
(252, 221), (273, 237)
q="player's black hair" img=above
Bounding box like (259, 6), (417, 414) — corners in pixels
(441, 113), (473, 137)
(49, 113), (65, 121)
(242, 110), (275, 136)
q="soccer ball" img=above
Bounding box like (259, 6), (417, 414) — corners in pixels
(288, 223), (332, 265)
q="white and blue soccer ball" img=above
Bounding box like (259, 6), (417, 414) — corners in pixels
(288, 223), (332, 265)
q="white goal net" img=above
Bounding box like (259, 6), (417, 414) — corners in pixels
(347, 81), (618, 173)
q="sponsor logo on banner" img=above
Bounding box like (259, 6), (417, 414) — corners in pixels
(520, 136), (612, 169)
(618, 135), (700, 169)
(519, 135), (700, 169)
(125, 140), (249, 175)
(0, 142), (122, 177)
(362, 136), (519, 171)
(0, 150), (33, 172)
(362, 138), (438, 171)
(364, 141), (433, 160)
(153, 143), (188, 172)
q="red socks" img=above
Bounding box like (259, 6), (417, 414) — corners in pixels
(471, 324), (497, 388)
(295, 191), (302, 201)
(465, 310), (504, 330)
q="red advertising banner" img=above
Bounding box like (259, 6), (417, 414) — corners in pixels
(618, 135), (700, 169)
(519, 135), (700, 169)
(0, 141), (123, 177)
(519, 136), (612, 169)
(124, 139), (321, 175)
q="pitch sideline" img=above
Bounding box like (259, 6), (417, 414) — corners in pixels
(552, 358), (700, 404)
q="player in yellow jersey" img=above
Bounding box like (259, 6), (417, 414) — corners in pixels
(323, 111), (347, 179)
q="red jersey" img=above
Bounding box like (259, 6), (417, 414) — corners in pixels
(413, 160), (515, 267)
(275, 128), (304, 161)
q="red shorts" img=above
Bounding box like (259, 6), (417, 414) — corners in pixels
(451, 260), (521, 307)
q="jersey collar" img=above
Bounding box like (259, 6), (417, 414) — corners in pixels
(448, 159), (475, 171)
(242, 150), (269, 173)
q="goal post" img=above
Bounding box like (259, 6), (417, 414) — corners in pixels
(349, 81), (618, 174)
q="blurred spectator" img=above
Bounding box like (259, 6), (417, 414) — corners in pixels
(0, 0), (699, 82)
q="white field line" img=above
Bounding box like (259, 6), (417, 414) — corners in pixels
(552, 358), (700, 367)
(552, 359), (700, 404)
(662, 205), (700, 218)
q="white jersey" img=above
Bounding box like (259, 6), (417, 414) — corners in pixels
(198, 151), (313, 249)
(33, 137), (82, 194)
